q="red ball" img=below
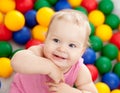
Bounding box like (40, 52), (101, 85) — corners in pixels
(15, 0), (34, 13)
(86, 64), (98, 81)
(0, 24), (12, 41)
(81, 0), (98, 12)
(110, 32), (120, 49)
(25, 39), (42, 49)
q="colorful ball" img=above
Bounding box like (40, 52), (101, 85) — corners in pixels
(13, 26), (31, 45)
(4, 10), (25, 31)
(88, 10), (105, 27)
(36, 7), (55, 27)
(118, 50), (120, 61)
(98, 0), (114, 15)
(24, 10), (37, 28)
(0, 41), (12, 57)
(0, 12), (3, 24)
(74, 6), (88, 15)
(82, 48), (96, 64)
(90, 35), (103, 52)
(54, 1), (71, 11)
(89, 22), (95, 36)
(25, 39), (42, 49)
(102, 43), (119, 60)
(32, 25), (48, 42)
(95, 82), (110, 93)
(68, 0), (82, 8)
(95, 24), (113, 42)
(0, 0), (16, 14)
(47, 0), (58, 5)
(105, 14), (120, 30)
(81, 0), (98, 12)
(0, 57), (13, 78)
(111, 89), (120, 93)
(86, 64), (98, 81)
(95, 56), (112, 75)
(16, 0), (34, 13)
(113, 62), (120, 78)
(0, 24), (12, 41)
(110, 32), (120, 49)
(102, 72), (119, 90)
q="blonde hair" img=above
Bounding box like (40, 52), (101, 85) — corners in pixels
(47, 9), (91, 47)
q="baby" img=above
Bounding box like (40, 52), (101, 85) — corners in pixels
(9, 9), (98, 93)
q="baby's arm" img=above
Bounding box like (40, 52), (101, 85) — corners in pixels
(75, 64), (98, 93)
(11, 45), (63, 83)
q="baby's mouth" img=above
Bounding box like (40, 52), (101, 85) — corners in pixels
(53, 54), (66, 59)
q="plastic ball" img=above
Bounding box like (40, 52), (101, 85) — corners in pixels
(24, 10), (37, 28)
(32, 25), (48, 42)
(90, 35), (103, 52)
(0, 24), (12, 41)
(68, 0), (82, 8)
(4, 10), (25, 31)
(81, 0), (98, 12)
(82, 48), (96, 64)
(98, 0), (114, 15)
(54, 1), (71, 11)
(86, 64), (98, 81)
(25, 39), (42, 49)
(34, 0), (51, 11)
(15, 0), (34, 13)
(13, 26), (31, 45)
(36, 7), (55, 27)
(74, 6), (88, 15)
(95, 82), (110, 93)
(0, 57), (13, 78)
(89, 22), (95, 36)
(110, 32), (120, 49)
(0, 12), (3, 24)
(102, 43), (118, 60)
(105, 14), (119, 30)
(47, 0), (58, 5)
(111, 89), (120, 93)
(0, 41), (12, 57)
(0, 0), (16, 14)
(118, 50), (120, 61)
(95, 56), (112, 75)
(102, 72), (119, 90)
(95, 24), (113, 42)
(88, 10), (105, 27)
(113, 62), (120, 78)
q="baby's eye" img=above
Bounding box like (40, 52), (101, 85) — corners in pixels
(53, 38), (60, 43)
(69, 44), (76, 48)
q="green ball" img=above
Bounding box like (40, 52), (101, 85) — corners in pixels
(74, 6), (88, 15)
(0, 41), (12, 57)
(95, 56), (112, 75)
(102, 43), (119, 60)
(34, 0), (51, 11)
(113, 62), (120, 78)
(90, 35), (103, 52)
(46, 0), (58, 5)
(105, 14), (120, 30)
(98, 0), (114, 15)
(89, 22), (95, 36)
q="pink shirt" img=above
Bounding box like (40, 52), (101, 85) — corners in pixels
(9, 59), (83, 93)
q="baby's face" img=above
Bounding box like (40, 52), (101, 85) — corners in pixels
(43, 19), (88, 72)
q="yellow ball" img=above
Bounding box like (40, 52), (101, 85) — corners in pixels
(117, 50), (120, 61)
(111, 89), (120, 93)
(32, 25), (48, 42)
(68, 0), (82, 7)
(0, 0), (16, 14)
(4, 10), (25, 31)
(95, 82), (110, 93)
(36, 7), (55, 27)
(88, 10), (105, 27)
(95, 24), (113, 42)
(0, 12), (4, 24)
(0, 57), (13, 78)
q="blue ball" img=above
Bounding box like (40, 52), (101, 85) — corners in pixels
(82, 48), (96, 64)
(13, 27), (31, 45)
(24, 10), (37, 28)
(54, 1), (71, 11)
(102, 72), (120, 90)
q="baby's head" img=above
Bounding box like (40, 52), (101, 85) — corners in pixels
(44, 9), (91, 70)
